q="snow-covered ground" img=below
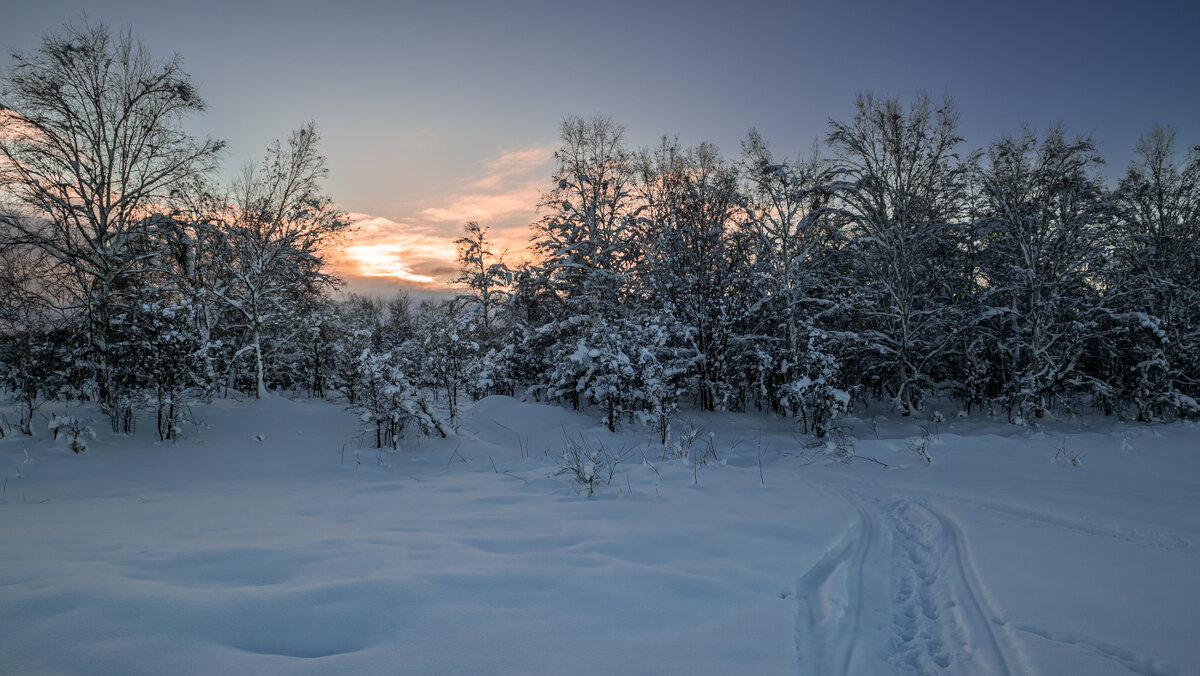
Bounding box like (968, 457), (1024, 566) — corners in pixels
(1, 395), (1197, 675)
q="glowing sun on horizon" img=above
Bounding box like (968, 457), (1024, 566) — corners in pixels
(342, 243), (438, 285)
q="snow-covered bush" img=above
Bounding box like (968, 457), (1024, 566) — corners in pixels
(541, 316), (630, 430)
(542, 315), (690, 437)
(661, 424), (703, 461)
(1054, 441), (1084, 468)
(777, 333), (852, 438)
(117, 300), (202, 442)
(556, 435), (632, 496)
(353, 348), (446, 449)
(907, 427), (934, 466)
(48, 415), (95, 454)
(0, 328), (65, 436)
(468, 343), (517, 400)
(630, 316), (690, 444)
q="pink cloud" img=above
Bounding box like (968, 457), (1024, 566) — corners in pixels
(419, 191), (540, 224)
(330, 143), (552, 294)
(419, 145), (552, 229)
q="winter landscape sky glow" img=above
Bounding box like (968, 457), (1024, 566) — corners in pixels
(2, 0), (1197, 293)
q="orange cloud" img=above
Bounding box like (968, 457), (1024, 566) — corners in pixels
(331, 143), (552, 294)
(343, 243), (439, 284)
(327, 212), (460, 289)
(475, 145), (555, 187)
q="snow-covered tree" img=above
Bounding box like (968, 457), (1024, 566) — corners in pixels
(328, 298), (379, 405)
(412, 300), (477, 424)
(0, 19), (222, 429)
(159, 182), (239, 401)
(634, 138), (746, 411)
(551, 318), (636, 432)
(737, 130), (854, 429)
(541, 312), (688, 435)
(974, 126), (1110, 420)
(212, 123), (349, 397)
(0, 237), (59, 434)
(628, 310), (692, 444)
(827, 92), (973, 414)
(524, 116), (641, 410)
(114, 298), (202, 441)
(454, 221), (510, 337)
(353, 347), (446, 449)
(532, 116), (638, 312)
(0, 284), (69, 436)
(1105, 126), (1200, 419)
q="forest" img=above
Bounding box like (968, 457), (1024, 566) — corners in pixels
(2, 21), (1198, 446)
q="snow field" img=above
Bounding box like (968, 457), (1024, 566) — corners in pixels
(1, 395), (1198, 675)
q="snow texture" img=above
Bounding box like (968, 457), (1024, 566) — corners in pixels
(1, 395), (1197, 675)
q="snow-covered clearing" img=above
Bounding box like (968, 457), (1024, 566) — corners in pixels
(1, 395), (1197, 675)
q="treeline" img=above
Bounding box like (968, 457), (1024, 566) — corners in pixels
(0, 22), (347, 437)
(462, 105), (1199, 436)
(2, 21), (1197, 446)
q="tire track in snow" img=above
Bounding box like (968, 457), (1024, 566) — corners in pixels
(794, 488), (1029, 675)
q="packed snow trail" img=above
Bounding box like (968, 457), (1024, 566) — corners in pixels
(794, 484), (1028, 675)
(793, 498), (875, 675)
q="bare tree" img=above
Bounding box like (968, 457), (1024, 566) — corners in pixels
(1108, 125), (1200, 418)
(212, 123), (348, 398)
(827, 92), (972, 415)
(974, 126), (1109, 420)
(0, 19), (222, 429)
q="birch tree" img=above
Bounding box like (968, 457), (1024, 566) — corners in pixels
(213, 123), (348, 397)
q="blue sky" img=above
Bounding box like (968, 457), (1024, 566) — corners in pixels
(3, 0), (1197, 291)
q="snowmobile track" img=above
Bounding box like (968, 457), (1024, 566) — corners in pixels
(795, 487), (1029, 675)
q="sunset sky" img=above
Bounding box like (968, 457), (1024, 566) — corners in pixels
(2, 0), (1197, 294)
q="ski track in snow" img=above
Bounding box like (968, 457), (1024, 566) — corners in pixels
(793, 497), (873, 675)
(1010, 624), (1182, 676)
(793, 478), (1191, 676)
(917, 491), (1193, 554)
(795, 486), (1028, 676)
